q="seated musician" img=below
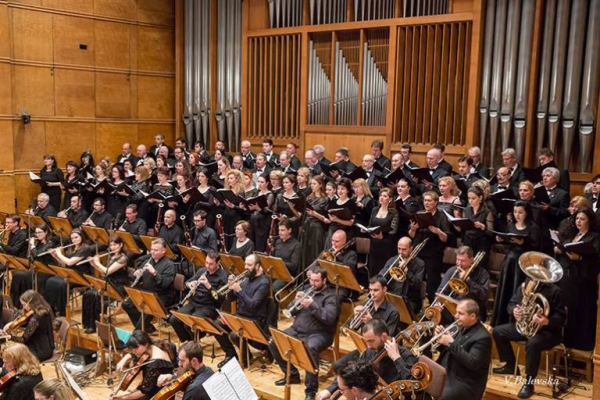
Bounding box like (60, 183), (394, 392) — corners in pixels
(227, 221), (255, 258)
(317, 319), (417, 400)
(1, 290), (55, 362)
(82, 235), (129, 333)
(0, 343), (43, 400)
(0, 214), (28, 272)
(435, 299), (491, 400)
(437, 246), (489, 321)
(119, 204), (148, 243)
(492, 280), (566, 399)
(156, 341), (214, 400)
(113, 330), (175, 400)
(123, 238), (176, 333)
(33, 379), (73, 400)
(46, 229), (91, 317)
(167, 250), (227, 342)
(268, 265), (340, 400)
(215, 254), (271, 368)
(271, 219), (301, 292)
(190, 210), (218, 253)
(380, 237), (425, 315)
(327, 230), (358, 300)
(346, 276), (399, 336)
(82, 197), (113, 230)
(56, 195), (88, 229)
(10, 223), (57, 306)
(332, 359), (380, 400)
(157, 209), (184, 257)
(25, 194), (57, 224)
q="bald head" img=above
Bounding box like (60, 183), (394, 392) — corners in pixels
(331, 230), (347, 250)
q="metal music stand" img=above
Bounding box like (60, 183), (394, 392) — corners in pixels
(219, 311), (270, 369)
(269, 327), (318, 400)
(48, 265), (91, 323)
(108, 230), (143, 255)
(219, 253), (245, 275)
(139, 235), (177, 260)
(123, 287), (169, 333)
(317, 259), (362, 294)
(47, 216), (73, 242)
(386, 292), (416, 325)
(177, 244), (207, 268)
(169, 310), (227, 356)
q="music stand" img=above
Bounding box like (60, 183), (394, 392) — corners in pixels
(85, 274), (124, 382)
(16, 257), (56, 292)
(257, 254), (293, 299)
(318, 259), (362, 294)
(269, 327), (318, 400)
(48, 265), (91, 322)
(139, 235), (176, 260)
(177, 244), (206, 268)
(219, 253), (245, 275)
(18, 214), (44, 229)
(170, 310), (226, 342)
(123, 287), (169, 333)
(346, 328), (368, 353)
(109, 230), (143, 255)
(386, 292), (416, 325)
(435, 292), (458, 316)
(2, 255), (29, 294)
(219, 311), (270, 369)
(47, 216), (73, 241)
(81, 226), (110, 254)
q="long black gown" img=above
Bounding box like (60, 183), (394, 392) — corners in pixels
(299, 196), (329, 268)
(367, 207), (399, 276)
(249, 191), (275, 253)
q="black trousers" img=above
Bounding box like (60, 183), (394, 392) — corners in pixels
(422, 254), (444, 304)
(214, 318), (268, 360)
(493, 323), (562, 380)
(167, 302), (218, 342)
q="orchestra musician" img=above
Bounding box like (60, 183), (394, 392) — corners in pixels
(57, 195), (88, 229)
(157, 210), (184, 256)
(215, 254), (271, 368)
(156, 341), (214, 400)
(167, 250), (227, 342)
(435, 299), (492, 400)
(34, 378), (74, 400)
(123, 238), (176, 333)
(268, 265), (340, 400)
(190, 210), (218, 253)
(492, 281), (566, 399)
(82, 235), (129, 333)
(380, 237), (425, 316)
(0, 214), (28, 262)
(346, 276), (399, 336)
(271, 220), (302, 292)
(25, 194), (57, 224)
(1, 290), (55, 362)
(113, 330), (175, 400)
(0, 343), (44, 400)
(119, 204), (148, 239)
(331, 359), (381, 400)
(46, 229), (91, 317)
(83, 198), (114, 230)
(227, 221), (254, 258)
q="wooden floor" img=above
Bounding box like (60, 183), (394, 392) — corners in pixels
(42, 307), (593, 400)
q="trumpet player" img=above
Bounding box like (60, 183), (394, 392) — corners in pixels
(167, 250), (228, 342)
(25, 193), (57, 224)
(436, 299), (491, 400)
(269, 265), (339, 400)
(492, 281), (566, 399)
(56, 195), (88, 228)
(380, 237), (425, 315)
(215, 254), (271, 368)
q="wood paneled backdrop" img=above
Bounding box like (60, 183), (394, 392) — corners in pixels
(0, 0), (176, 213)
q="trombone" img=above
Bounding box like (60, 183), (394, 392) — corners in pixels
(446, 251), (486, 295)
(381, 238), (429, 283)
(283, 288), (314, 318)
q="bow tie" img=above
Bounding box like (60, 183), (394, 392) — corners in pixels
(257, 169), (263, 173)
(498, 186), (507, 190)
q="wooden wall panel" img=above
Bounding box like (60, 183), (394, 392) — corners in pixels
(95, 72), (131, 118)
(9, 0), (41, 6)
(137, 27), (175, 72)
(0, 122), (15, 171)
(0, 4), (9, 58)
(41, 0), (94, 14)
(138, 123), (175, 146)
(13, 65), (55, 116)
(13, 121), (46, 169)
(11, 9), (53, 62)
(137, 76), (175, 119)
(45, 122), (96, 163)
(95, 123), (137, 161)
(137, 0), (175, 26)
(94, 21), (130, 69)
(0, 64), (11, 115)
(14, 174), (38, 213)
(0, 177), (16, 214)
(93, 0), (137, 21)
(53, 15), (95, 66)
(54, 69), (96, 117)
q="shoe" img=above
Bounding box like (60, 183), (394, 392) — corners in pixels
(275, 376), (300, 386)
(493, 364), (519, 375)
(84, 327), (95, 334)
(218, 357), (233, 369)
(518, 384), (534, 399)
(305, 395), (315, 400)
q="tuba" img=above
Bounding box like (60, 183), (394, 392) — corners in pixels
(515, 252), (563, 338)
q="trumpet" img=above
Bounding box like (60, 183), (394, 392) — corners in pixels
(211, 270), (250, 300)
(411, 321), (460, 357)
(75, 250), (117, 266)
(283, 288), (315, 318)
(37, 243), (76, 257)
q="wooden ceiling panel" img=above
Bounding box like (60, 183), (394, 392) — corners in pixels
(95, 72), (131, 118)
(13, 120), (46, 170)
(11, 8), (53, 62)
(94, 0), (137, 21)
(53, 14), (95, 66)
(137, 76), (174, 120)
(13, 65), (55, 116)
(137, 26), (174, 72)
(94, 20), (130, 70)
(45, 122), (95, 163)
(54, 69), (95, 117)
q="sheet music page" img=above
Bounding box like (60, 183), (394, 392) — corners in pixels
(203, 358), (258, 400)
(29, 171), (40, 181)
(203, 371), (239, 400)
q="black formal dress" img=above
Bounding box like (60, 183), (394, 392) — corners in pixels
(460, 205), (494, 268)
(11, 312), (55, 362)
(367, 207), (399, 276)
(353, 196), (375, 239)
(298, 196), (328, 268)
(40, 167), (64, 211)
(227, 239), (254, 259)
(325, 198), (357, 248)
(136, 358), (174, 399)
(192, 186), (216, 229)
(10, 239), (57, 306)
(248, 191), (275, 253)
(0, 371), (43, 400)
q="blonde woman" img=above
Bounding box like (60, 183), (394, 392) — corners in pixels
(0, 343), (43, 400)
(218, 169), (246, 249)
(437, 176), (462, 215)
(352, 178), (374, 237)
(34, 378), (75, 400)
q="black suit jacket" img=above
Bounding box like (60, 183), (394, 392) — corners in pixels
(405, 160), (420, 169)
(149, 144), (173, 158)
(437, 159), (453, 173)
(508, 165), (526, 187)
(115, 153), (138, 166)
(541, 161), (570, 194)
(290, 155), (302, 170)
(543, 186), (570, 230)
(375, 155), (391, 171)
(472, 163), (490, 179)
(439, 321), (492, 400)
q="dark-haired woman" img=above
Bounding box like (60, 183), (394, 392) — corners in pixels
(193, 168), (216, 229)
(82, 236), (129, 333)
(366, 188), (398, 276)
(273, 174), (302, 237)
(107, 164), (128, 219)
(324, 178), (357, 248)
(40, 154), (64, 211)
(248, 174), (275, 253)
(300, 175), (329, 267)
(491, 201), (541, 326)
(455, 186), (494, 268)
(1, 290), (55, 362)
(113, 330), (174, 400)
(61, 161), (80, 211)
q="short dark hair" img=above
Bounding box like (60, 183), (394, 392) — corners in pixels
(338, 360), (379, 394)
(401, 143), (412, 153)
(433, 143), (445, 153)
(371, 140), (384, 150)
(126, 204), (138, 213)
(94, 197), (106, 206)
(6, 214), (20, 224)
(278, 219), (293, 230)
(180, 341), (203, 363)
(458, 156), (473, 166)
(460, 298), (480, 317)
(206, 250), (220, 261)
(368, 275), (388, 288)
(310, 265), (327, 281)
(537, 147), (555, 158)
(362, 318), (389, 336)
(262, 139), (274, 146)
(336, 148), (349, 157)
(455, 245), (474, 258)
(193, 210), (207, 219)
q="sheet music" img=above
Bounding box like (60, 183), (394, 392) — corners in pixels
(29, 171), (41, 181)
(203, 358), (258, 400)
(550, 230), (561, 244)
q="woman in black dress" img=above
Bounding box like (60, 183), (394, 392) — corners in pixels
(40, 154), (64, 211)
(352, 178), (375, 239)
(248, 174), (274, 253)
(269, 170), (284, 196)
(366, 188), (399, 276)
(0, 343), (43, 400)
(395, 178), (419, 239)
(168, 173), (193, 219)
(2, 290), (55, 362)
(107, 164), (128, 218)
(61, 161), (80, 211)
(455, 186), (494, 268)
(554, 208), (600, 350)
(217, 170), (246, 249)
(228, 221), (255, 258)
(125, 166), (151, 224)
(491, 201), (541, 326)
(46, 229), (91, 317)
(300, 175), (329, 267)
(296, 167), (311, 197)
(148, 166), (174, 230)
(273, 174), (302, 236)
(82, 235), (129, 333)
(324, 178), (357, 248)
(193, 168), (216, 229)
(113, 330), (174, 400)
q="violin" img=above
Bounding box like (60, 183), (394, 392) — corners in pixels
(112, 353), (150, 396)
(0, 370), (17, 392)
(5, 309), (34, 335)
(151, 370), (195, 400)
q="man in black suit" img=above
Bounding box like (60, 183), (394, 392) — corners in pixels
(501, 148), (526, 187)
(252, 153), (272, 184)
(116, 143), (138, 166)
(493, 282), (566, 399)
(286, 142), (302, 170)
(149, 133), (173, 158)
(135, 144), (154, 167)
(371, 139), (391, 171)
(586, 175), (600, 223)
(468, 146), (490, 179)
(277, 151), (297, 174)
(194, 141), (213, 164)
(538, 167), (570, 254)
(262, 138), (279, 166)
(538, 148), (570, 194)
(400, 143), (419, 169)
(416, 148), (449, 194)
(240, 140), (256, 169)
(313, 144), (331, 166)
(362, 154), (382, 197)
(455, 156), (479, 187)
(303, 149), (323, 176)
(432, 143), (453, 173)
(215, 141), (233, 163)
(334, 148), (357, 173)
(436, 298), (492, 400)
(491, 167), (514, 194)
